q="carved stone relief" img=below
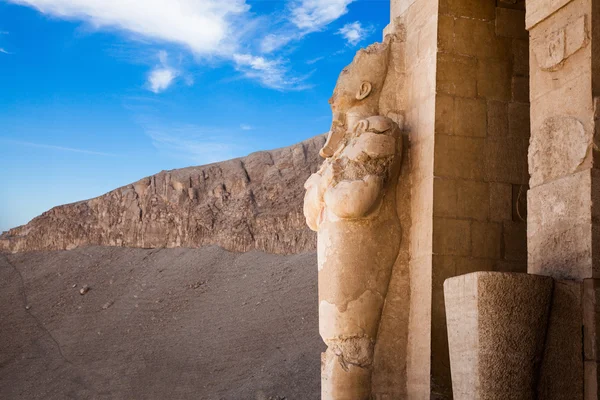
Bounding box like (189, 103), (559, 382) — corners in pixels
(532, 15), (589, 71)
(529, 115), (589, 187)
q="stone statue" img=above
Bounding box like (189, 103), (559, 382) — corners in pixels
(303, 35), (403, 400)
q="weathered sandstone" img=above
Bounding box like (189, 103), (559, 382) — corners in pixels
(444, 272), (553, 400)
(0, 135), (325, 255)
(304, 34), (404, 399)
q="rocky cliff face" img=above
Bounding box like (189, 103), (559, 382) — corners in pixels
(0, 135), (325, 254)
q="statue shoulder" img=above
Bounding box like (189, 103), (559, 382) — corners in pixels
(355, 115), (399, 135)
(343, 115), (402, 162)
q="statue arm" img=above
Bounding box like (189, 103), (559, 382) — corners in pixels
(309, 117), (402, 222)
(322, 117), (400, 219)
(304, 174), (323, 231)
(304, 157), (343, 230)
(324, 174), (383, 219)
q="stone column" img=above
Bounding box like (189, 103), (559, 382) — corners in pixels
(390, 0), (532, 397)
(444, 272), (553, 400)
(526, 0), (599, 397)
(432, 0), (531, 396)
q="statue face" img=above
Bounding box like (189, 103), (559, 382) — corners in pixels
(319, 37), (392, 159)
(320, 80), (373, 159)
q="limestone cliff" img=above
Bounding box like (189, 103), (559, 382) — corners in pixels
(0, 135), (326, 254)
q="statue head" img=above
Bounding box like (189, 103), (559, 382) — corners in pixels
(320, 36), (392, 158)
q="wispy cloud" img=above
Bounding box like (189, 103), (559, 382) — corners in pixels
(1, 138), (117, 156)
(147, 50), (179, 93)
(290, 0), (355, 32)
(145, 124), (249, 164)
(232, 53), (312, 90)
(256, 0), (356, 60)
(337, 21), (370, 46)
(0, 30), (9, 54)
(6, 0), (356, 90)
(306, 56), (324, 65)
(240, 124), (253, 130)
(6, 0), (298, 88)
(6, 0), (249, 55)
(148, 67), (177, 93)
(260, 33), (294, 54)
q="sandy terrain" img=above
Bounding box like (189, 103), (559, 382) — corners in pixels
(0, 246), (322, 399)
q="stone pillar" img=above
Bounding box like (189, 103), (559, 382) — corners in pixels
(444, 272), (553, 400)
(526, 0), (599, 397)
(389, 0), (531, 397)
(433, 0), (530, 396)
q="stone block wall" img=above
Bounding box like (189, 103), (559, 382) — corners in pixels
(527, 0), (596, 280)
(526, 0), (599, 397)
(381, 1), (439, 397)
(386, 0), (532, 397)
(383, 0), (600, 397)
(431, 0), (530, 396)
(372, 29), (413, 399)
(403, 0), (439, 395)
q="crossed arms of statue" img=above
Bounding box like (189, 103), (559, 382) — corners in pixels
(304, 116), (401, 231)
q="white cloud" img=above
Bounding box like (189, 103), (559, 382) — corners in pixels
(147, 50), (179, 93)
(232, 53), (310, 90)
(6, 0), (347, 90)
(260, 33), (294, 54)
(306, 56), (324, 65)
(337, 21), (368, 45)
(256, 0), (356, 57)
(290, 0), (355, 32)
(158, 49), (168, 64)
(148, 67), (177, 93)
(6, 0), (249, 55)
(240, 124), (253, 130)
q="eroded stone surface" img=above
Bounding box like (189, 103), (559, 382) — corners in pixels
(531, 14), (589, 71)
(0, 135), (325, 255)
(527, 0), (597, 394)
(304, 34), (404, 400)
(444, 272), (553, 400)
(528, 115), (589, 187)
(537, 280), (584, 399)
(528, 170), (595, 279)
(526, 0), (573, 29)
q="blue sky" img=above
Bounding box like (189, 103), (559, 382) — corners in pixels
(0, 0), (389, 232)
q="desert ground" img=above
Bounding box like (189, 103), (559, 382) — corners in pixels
(0, 246), (322, 399)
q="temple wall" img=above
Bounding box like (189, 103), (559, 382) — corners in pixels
(525, 0), (598, 397)
(432, 0), (530, 396)
(371, 28), (412, 399)
(385, 0), (530, 397)
(386, 0), (439, 398)
(527, 0), (595, 281)
(373, 0), (600, 397)
(371, 1), (438, 397)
